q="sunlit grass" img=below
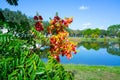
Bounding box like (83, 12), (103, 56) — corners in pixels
(69, 37), (119, 43)
(69, 37), (81, 43)
(63, 64), (120, 80)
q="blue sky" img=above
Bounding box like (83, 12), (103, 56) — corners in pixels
(0, 0), (120, 30)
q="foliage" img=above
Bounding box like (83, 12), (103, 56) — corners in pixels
(46, 56), (74, 80)
(68, 25), (120, 38)
(0, 13), (75, 79)
(107, 24), (120, 37)
(0, 8), (30, 35)
(82, 28), (92, 37)
(6, 0), (19, 6)
(0, 11), (5, 22)
(0, 33), (74, 80)
(82, 28), (100, 38)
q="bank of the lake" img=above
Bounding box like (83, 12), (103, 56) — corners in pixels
(69, 37), (119, 43)
(63, 64), (120, 80)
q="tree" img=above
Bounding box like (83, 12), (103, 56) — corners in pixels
(0, 11), (5, 22)
(94, 28), (100, 36)
(89, 28), (100, 39)
(6, 0), (19, 6)
(82, 28), (92, 38)
(100, 29), (107, 37)
(1, 8), (31, 38)
(107, 24), (120, 37)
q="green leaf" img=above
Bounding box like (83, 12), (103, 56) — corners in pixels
(8, 69), (19, 79)
(30, 72), (36, 80)
(36, 71), (45, 75)
(12, 60), (15, 66)
(26, 60), (33, 67)
(16, 58), (19, 66)
(18, 72), (22, 80)
(26, 54), (35, 64)
(28, 65), (33, 74)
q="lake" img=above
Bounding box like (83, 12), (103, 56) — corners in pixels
(42, 42), (120, 66)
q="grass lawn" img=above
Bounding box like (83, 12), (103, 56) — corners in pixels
(69, 37), (119, 43)
(63, 64), (120, 80)
(69, 37), (81, 43)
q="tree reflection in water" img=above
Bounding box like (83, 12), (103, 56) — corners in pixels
(78, 41), (120, 56)
(107, 42), (120, 56)
(40, 42), (120, 59)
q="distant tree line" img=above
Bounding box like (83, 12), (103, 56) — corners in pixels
(68, 25), (120, 38)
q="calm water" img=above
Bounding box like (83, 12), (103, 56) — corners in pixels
(42, 42), (120, 66)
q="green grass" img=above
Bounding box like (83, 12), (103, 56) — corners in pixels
(69, 37), (81, 43)
(63, 64), (120, 80)
(81, 37), (119, 42)
(69, 37), (119, 43)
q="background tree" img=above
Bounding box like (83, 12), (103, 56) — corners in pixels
(0, 8), (31, 39)
(6, 0), (19, 6)
(91, 28), (100, 38)
(107, 24), (120, 37)
(82, 28), (92, 38)
(0, 11), (5, 22)
(100, 29), (107, 37)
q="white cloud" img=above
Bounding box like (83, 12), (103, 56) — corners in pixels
(79, 5), (89, 10)
(99, 26), (107, 30)
(80, 22), (93, 30)
(79, 23), (108, 30)
(82, 22), (92, 27)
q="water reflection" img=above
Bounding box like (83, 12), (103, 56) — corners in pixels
(78, 42), (120, 56)
(41, 41), (120, 66)
(107, 42), (120, 56)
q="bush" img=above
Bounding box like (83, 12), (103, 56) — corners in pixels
(0, 13), (76, 80)
(0, 33), (74, 80)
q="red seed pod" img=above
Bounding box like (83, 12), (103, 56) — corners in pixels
(61, 19), (64, 23)
(39, 16), (43, 20)
(66, 53), (72, 59)
(54, 16), (60, 20)
(35, 26), (43, 31)
(34, 16), (38, 20)
(35, 22), (44, 31)
(35, 22), (41, 27)
(35, 27), (40, 31)
(54, 55), (60, 62)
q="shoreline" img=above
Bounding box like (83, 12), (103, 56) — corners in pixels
(69, 37), (119, 43)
